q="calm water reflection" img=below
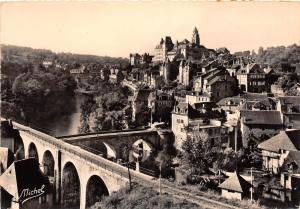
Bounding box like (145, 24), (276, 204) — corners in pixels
(42, 94), (85, 136)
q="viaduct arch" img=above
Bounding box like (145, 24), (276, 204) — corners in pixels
(6, 121), (130, 209)
(42, 150), (55, 177)
(62, 162), (81, 208)
(85, 175), (109, 207)
(28, 142), (39, 161)
(62, 129), (162, 162)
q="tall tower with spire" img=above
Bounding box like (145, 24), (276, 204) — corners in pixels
(192, 27), (200, 45)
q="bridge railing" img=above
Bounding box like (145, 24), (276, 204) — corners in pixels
(7, 117), (57, 136)
(11, 121), (129, 175)
(11, 120), (155, 182)
(56, 127), (148, 139)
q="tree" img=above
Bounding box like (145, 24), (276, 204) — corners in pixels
(1, 101), (22, 121)
(6, 63), (77, 124)
(1, 74), (12, 100)
(78, 118), (90, 133)
(181, 131), (213, 175)
(213, 148), (244, 172)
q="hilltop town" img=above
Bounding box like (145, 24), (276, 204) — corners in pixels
(1, 27), (300, 209)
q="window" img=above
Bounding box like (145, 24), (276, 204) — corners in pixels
(211, 138), (215, 146)
(284, 174), (288, 181)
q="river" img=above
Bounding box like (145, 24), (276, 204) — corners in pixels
(41, 94), (86, 137)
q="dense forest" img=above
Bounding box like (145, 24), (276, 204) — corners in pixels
(1, 44), (129, 66)
(1, 62), (77, 128)
(235, 44), (300, 70)
(1, 44), (131, 130)
(78, 81), (133, 133)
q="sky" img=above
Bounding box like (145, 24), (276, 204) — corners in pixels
(1, 2), (300, 58)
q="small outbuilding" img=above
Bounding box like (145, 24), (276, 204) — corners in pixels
(219, 172), (252, 200)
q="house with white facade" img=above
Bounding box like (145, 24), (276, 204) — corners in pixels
(258, 130), (300, 174)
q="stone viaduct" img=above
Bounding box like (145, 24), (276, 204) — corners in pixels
(2, 119), (161, 209)
(58, 129), (168, 161)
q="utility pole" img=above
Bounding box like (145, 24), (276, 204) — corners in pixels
(127, 162), (132, 191)
(234, 124), (238, 172)
(126, 148), (132, 191)
(234, 124), (237, 153)
(251, 167), (253, 202)
(159, 163), (162, 195)
(150, 106), (153, 125)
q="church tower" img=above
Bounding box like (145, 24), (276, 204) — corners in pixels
(192, 27), (200, 45)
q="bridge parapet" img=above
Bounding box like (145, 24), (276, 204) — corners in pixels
(59, 129), (162, 160)
(2, 118), (159, 209)
(11, 121), (133, 180)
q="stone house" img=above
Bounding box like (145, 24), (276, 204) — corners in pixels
(280, 151), (300, 189)
(148, 91), (175, 123)
(177, 59), (194, 86)
(159, 59), (179, 83)
(239, 110), (283, 147)
(144, 70), (163, 88)
(186, 119), (229, 147)
(153, 36), (174, 64)
(236, 63), (267, 93)
(171, 102), (195, 148)
(129, 89), (152, 123)
(171, 102), (228, 149)
(129, 53), (142, 66)
(217, 97), (244, 113)
(219, 172), (252, 200)
(130, 53), (153, 66)
(241, 98), (277, 111)
(109, 68), (124, 83)
(193, 67), (237, 102)
(185, 91), (211, 105)
(277, 96), (300, 129)
(130, 68), (143, 82)
(204, 74), (237, 102)
(174, 90), (187, 103)
(258, 130), (300, 174)
(42, 60), (53, 68)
